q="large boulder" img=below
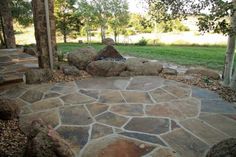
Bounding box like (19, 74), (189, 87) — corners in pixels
(25, 69), (53, 84)
(185, 68), (220, 80)
(206, 138), (236, 157)
(24, 119), (75, 157)
(95, 45), (125, 61)
(122, 58), (163, 76)
(87, 60), (126, 77)
(102, 38), (115, 46)
(0, 98), (20, 120)
(68, 47), (97, 70)
(162, 68), (178, 75)
(62, 65), (80, 76)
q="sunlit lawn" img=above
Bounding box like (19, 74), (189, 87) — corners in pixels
(57, 43), (234, 71)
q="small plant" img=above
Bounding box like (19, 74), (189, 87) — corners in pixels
(57, 51), (64, 62)
(136, 37), (147, 46)
(203, 76), (213, 85)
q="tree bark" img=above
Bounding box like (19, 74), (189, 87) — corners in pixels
(0, 0), (16, 48)
(101, 26), (106, 42)
(32, 0), (56, 68)
(223, 35), (235, 85)
(230, 66), (236, 90)
(114, 29), (117, 43)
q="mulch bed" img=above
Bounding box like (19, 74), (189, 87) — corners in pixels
(160, 73), (236, 103)
(0, 119), (27, 157)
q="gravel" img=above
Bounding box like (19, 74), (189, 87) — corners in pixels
(0, 119), (27, 157)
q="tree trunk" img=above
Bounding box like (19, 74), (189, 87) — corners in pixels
(223, 35), (235, 85)
(32, 0), (56, 68)
(101, 26), (106, 42)
(114, 29), (117, 43)
(230, 66), (236, 90)
(0, 0), (16, 48)
(63, 33), (67, 43)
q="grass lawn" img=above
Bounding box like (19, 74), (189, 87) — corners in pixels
(57, 43), (235, 71)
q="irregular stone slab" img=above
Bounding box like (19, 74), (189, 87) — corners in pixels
(171, 120), (181, 131)
(161, 128), (209, 157)
(81, 136), (156, 157)
(20, 110), (59, 135)
(25, 69), (53, 84)
(146, 103), (184, 120)
(126, 76), (164, 91)
(162, 68), (178, 75)
(150, 88), (177, 102)
(192, 87), (220, 100)
(79, 89), (100, 99)
(201, 99), (236, 114)
(91, 123), (113, 139)
(57, 126), (89, 154)
(149, 148), (179, 157)
(60, 106), (93, 125)
(60, 93), (94, 104)
(110, 104), (144, 116)
(20, 106), (32, 115)
(222, 114), (236, 121)
(95, 112), (128, 127)
(119, 132), (166, 145)
(76, 77), (130, 90)
(146, 98), (200, 120)
(200, 114), (236, 137)
(2, 87), (26, 98)
(99, 90), (125, 103)
(121, 91), (153, 104)
(31, 98), (63, 112)
(50, 85), (77, 94)
(44, 92), (60, 99)
(20, 90), (43, 103)
(162, 85), (191, 98)
(86, 103), (109, 116)
(180, 119), (228, 145)
(124, 117), (169, 134)
(29, 84), (53, 92)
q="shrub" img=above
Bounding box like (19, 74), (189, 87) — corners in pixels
(136, 37), (147, 46)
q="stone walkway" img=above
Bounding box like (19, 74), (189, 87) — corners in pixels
(1, 76), (236, 157)
(0, 49), (38, 84)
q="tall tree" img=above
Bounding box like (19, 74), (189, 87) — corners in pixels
(91, 0), (112, 42)
(147, 0), (236, 90)
(0, 0), (16, 48)
(109, 0), (129, 43)
(77, 0), (97, 43)
(55, 0), (82, 43)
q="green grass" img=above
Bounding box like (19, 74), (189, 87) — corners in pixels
(57, 43), (235, 71)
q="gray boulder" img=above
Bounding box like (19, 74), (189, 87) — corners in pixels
(62, 65), (80, 76)
(87, 60), (126, 77)
(206, 138), (236, 157)
(24, 119), (75, 157)
(162, 68), (178, 75)
(25, 69), (53, 84)
(68, 47), (97, 70)
(0, 98), (20, 120)
(123, 58), (163, 76)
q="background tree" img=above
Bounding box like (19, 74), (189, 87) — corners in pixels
(11, 0), (33, 27)
(147, 0), (236, 90)
(77, 0), (97, 43)
(91, 0), (112, 42)
(55, 0), (82, 43)
(109, 0), (129, 43)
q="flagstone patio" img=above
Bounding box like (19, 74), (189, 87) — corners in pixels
(1, 76), (236, 157)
